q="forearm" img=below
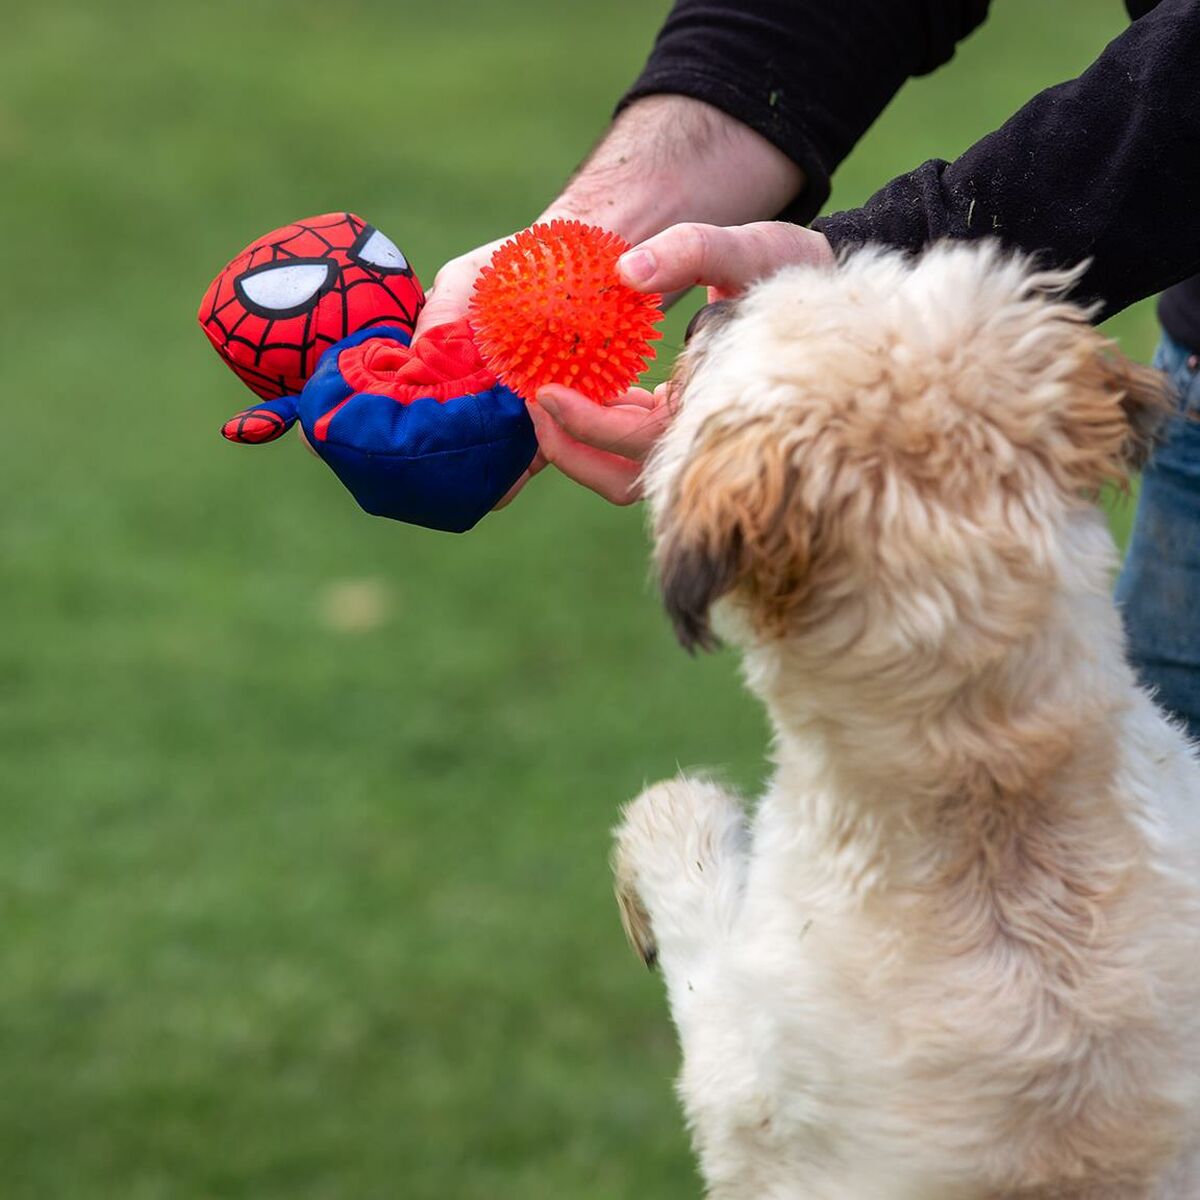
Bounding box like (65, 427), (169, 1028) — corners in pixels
(617, 0), (991, 223)
(414, 94), (801, 336)
(814, 0), (1200, 320)
(536, 95), (805, 246)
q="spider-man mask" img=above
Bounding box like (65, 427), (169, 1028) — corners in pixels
(199, 211), (425, 400)
(198, 213), (537, 533)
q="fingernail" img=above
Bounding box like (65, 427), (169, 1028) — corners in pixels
(535, 390), (560, 417)
(619, 249), (656, 286)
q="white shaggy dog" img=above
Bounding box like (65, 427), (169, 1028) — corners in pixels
(613, 244), (1200, 1199)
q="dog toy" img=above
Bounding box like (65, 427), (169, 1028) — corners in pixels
(469, 220), (663, 404)
(199, 214), (661, 532)
(199, 212), (536, 532)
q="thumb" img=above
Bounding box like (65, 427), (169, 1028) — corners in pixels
(412, 283), (471, 344)
(412, 238), (506, 343)
(617, 222), (833, 297)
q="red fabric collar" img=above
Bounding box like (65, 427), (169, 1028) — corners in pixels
(337, 317), (498, 403)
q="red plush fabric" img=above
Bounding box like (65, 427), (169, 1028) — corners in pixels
(197, 212), (425, 401)
(221, 409), (291, 444)
(336, 318), (498, 404)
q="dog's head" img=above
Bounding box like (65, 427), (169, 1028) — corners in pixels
(647, 244), (1172, 678)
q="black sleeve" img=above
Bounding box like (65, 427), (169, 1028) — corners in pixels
(812, 0), (1200, 321)
(617, 0), (991, 223)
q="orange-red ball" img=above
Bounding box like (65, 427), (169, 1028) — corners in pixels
(468, 220), (664, 404)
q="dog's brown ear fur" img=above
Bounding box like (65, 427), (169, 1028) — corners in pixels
(1107, 347), (1178, 473)
(656, 419), (812, 652)
(1059, 329), (1176, 491)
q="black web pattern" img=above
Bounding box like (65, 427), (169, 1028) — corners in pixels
(202, 213), (424, 399)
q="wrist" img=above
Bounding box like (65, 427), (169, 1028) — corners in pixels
(535, 194), (686, 249)
(538, 96), (805, 246)
(536, 166), (693, 246)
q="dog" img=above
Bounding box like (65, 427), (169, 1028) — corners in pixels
(613, 243), (1200, 1199)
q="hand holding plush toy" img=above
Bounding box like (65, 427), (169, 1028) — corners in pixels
(199, 213), (662, 533)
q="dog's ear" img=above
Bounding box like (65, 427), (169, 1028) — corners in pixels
(655, 418), (812, 652)
(1057, 326), (1176, 490)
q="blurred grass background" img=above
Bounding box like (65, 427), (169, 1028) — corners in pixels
(0, 2), (1156, 1196)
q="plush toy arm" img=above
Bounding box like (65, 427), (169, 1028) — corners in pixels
(220, 395), (300, 445)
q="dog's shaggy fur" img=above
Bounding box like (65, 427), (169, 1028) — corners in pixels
(613, 244), (1200, 1199)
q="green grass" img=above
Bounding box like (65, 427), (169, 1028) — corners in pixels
(0, 2), (1155, 1195)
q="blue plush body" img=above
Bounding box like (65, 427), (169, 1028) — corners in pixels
(243, 327), (537, 534)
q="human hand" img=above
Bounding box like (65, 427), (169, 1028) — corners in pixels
(414, 218), (658, 507)
(411, 236), (509, 343)
(520, 221), (833, 506)
(415, 214), (831, 341)
(517, 382), (675, 507)
(412, 205), (608, 342)
(617, 220), (834, 302)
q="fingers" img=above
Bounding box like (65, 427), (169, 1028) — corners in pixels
(612, 386), (657, 410)
(536, 385), (671, 462)
(492, 452), (547, 510)
(617, 221), (834, 297)
(493, 382), (672, 511)
(526, 400), (644, 506)
(519, 383), (675, 505)
(412, 238), (506, 342)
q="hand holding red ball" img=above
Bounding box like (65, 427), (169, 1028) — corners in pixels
(463, 219), (833, 507)
(468, 220), (664, 404)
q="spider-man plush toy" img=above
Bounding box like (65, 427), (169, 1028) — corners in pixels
(198, 212), (536, 533)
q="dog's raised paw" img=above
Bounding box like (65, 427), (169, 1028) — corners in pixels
(614, 867), (658, 969)
(610, 777), (748, 974)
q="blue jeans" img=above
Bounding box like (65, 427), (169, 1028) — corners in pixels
(1114, 333), (1200, 743)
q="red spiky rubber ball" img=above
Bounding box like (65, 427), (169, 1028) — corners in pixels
(468, 220), (663, 404)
